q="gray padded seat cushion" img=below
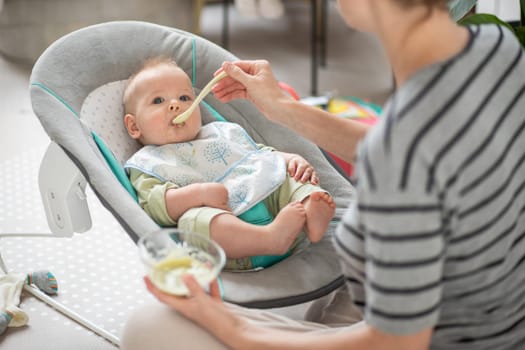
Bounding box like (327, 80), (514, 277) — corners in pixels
(30, 20), (354, 307)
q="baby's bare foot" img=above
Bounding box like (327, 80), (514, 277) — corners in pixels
(267, 201), (306, 254)
(303, 192), (336, 243)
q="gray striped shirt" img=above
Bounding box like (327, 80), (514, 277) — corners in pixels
(335, 24), (525, 349)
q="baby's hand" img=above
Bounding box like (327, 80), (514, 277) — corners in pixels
(286, 155), (319, 185)
(201, 183), (230, 211)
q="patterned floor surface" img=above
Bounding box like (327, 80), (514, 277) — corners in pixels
(0, 147), (155, 349)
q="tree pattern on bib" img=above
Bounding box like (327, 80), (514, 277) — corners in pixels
(204, 141), (232, 165)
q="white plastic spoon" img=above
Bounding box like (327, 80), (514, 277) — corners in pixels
(172, 71), (228, 124)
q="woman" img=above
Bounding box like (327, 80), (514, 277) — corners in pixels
(121, 1), (525, 349)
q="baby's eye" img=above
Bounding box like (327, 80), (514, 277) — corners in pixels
(152, 97), (165, 104)
(179, 95), (192, 102)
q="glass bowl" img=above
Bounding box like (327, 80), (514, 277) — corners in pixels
(138, 229), (226, 296)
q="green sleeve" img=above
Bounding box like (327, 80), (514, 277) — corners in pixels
(256, 143), (275, 152)
(128, 168), (178, 226)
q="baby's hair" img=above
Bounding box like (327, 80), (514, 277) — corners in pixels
(123, 56), (179, 113)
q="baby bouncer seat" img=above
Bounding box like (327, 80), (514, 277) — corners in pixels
(30, 20), (354, 308)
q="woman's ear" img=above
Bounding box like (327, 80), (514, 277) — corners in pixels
(124, 114), (141, 139)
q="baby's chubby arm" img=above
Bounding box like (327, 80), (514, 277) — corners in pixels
(276, 151), (319, 185)
(165, 183), (230, 221)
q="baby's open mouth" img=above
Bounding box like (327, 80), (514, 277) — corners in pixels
(173, 121), (185, 128)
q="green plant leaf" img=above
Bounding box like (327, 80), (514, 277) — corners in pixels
(459, 13), (516, 32)
(515, 26), (525, 47)
(521, 0), (525, 25)
(460, 13), (525, 48)
(448, 0), (477, 22)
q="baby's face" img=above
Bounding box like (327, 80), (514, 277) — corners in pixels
(126, 64), (202, 145)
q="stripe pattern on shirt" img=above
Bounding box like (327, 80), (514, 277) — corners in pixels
(335, 24), (525, 349)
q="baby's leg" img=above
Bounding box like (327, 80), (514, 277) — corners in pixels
(302, 192), (336, 243)
(210, 202), (306, 259)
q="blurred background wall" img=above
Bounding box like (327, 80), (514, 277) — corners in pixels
(0, 0), (195, 64)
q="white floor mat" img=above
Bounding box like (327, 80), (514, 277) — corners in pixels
(0, 147), (155, 349)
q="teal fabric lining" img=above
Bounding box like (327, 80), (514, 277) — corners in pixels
(31, 82), (139, 201)
(238, 202), (274, 226)
(32, 82), (79, 117)
(91, 131), (138, 201)
(251, 251), (291, 268)
(238, 202), (291, 268)
(191, 37), (197, 86)
(202, 100), (227, 122)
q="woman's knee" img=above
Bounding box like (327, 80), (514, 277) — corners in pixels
(121, 302), (227, 350)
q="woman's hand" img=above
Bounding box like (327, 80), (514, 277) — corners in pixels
(144, 275), (243, 335)
(144, 275), (221, 320)
(279, 152), (319, 185)
(212, 60), (294, 121)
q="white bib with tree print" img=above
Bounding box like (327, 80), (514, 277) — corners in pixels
(125, 122), (286, 215)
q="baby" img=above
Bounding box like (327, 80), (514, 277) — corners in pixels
(123, 56), (335, 270)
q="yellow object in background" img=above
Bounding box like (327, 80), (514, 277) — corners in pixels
(327, 97), (381, 120)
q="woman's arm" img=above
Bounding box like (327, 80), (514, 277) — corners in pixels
(240, 322), (433, 350)
(274, 99), (370, 164)
(213, 60), (370, 163)
(145, 275), (433, 350)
